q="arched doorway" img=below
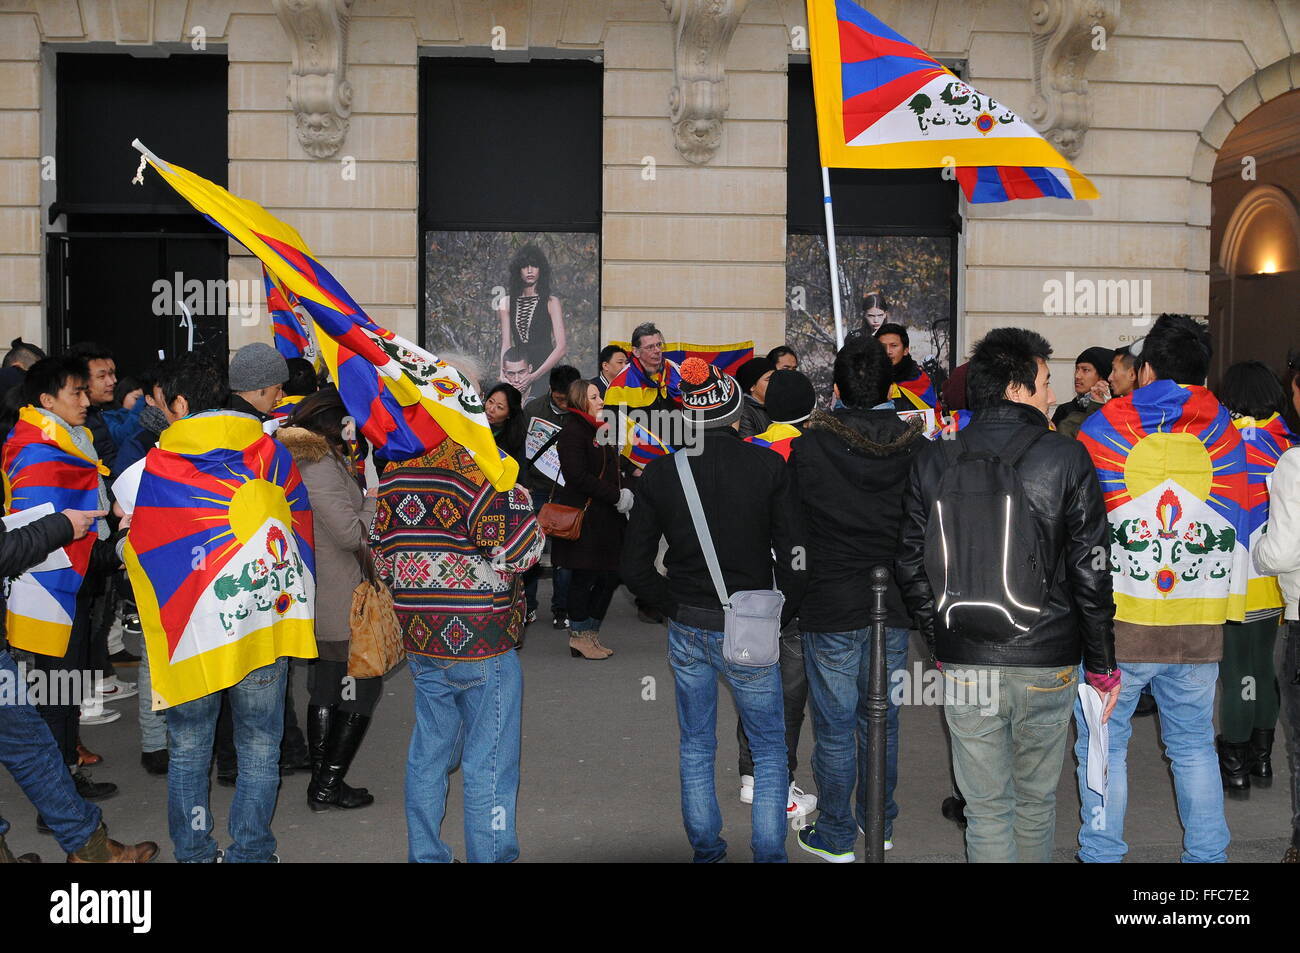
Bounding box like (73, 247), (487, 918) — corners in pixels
(1209, 90), (1300, 386)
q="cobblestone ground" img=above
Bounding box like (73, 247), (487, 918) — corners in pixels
(2, 579), (1292, 863)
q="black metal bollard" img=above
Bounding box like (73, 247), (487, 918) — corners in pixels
(864, 564), (891, 863)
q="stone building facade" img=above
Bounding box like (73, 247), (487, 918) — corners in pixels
(2, 0), (1299, 384)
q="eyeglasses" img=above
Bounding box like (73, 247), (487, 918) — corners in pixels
(637, 342), (665, 351)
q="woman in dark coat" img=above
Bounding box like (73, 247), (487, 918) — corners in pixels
(551, 378), (633, 660)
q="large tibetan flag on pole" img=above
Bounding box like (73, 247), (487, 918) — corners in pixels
(2, 407), (107, 657)
(131, 141), (519, 493)
(806, 0), (1099, 203)
(265, 266), (316, 365)
(124, 412), (317, 710)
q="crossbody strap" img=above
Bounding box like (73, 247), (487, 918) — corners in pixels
(674, 451), (730, 609)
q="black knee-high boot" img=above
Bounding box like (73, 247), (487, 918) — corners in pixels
(308, 712), (374, 812)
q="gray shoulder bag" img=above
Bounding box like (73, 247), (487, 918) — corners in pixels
(674, 450), (784, 667)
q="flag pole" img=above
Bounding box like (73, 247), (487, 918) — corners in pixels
(821, 166), (846, 348)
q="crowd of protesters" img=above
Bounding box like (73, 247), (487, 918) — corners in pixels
(1, 300), (1299, 866)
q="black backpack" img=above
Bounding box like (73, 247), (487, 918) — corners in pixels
(923, 426), (1052, 642)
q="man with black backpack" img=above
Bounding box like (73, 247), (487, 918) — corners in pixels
(898, 328), (1119, 863)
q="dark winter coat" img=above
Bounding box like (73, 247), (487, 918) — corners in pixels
(737, 395), (772, 440)
(550, 413), (625, 572)
(788, 408), (927, 631)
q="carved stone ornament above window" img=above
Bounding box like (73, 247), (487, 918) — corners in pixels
(1027, 0), (1120, 159)
(662, 0), (752, 165)
(273, 0), (355, 159)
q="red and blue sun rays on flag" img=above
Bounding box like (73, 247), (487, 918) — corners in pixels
(954, 166), (1081, 203)
(1238, 413), (1299, 538)
(1077, 380), (1248, 521)
(834, 0), (948, 144)
(129, 432), (314, 657)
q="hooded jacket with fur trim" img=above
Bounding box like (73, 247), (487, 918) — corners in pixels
(788, 407), (926, 631)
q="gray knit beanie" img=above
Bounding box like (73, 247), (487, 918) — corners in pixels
(229, 343), (289, 392)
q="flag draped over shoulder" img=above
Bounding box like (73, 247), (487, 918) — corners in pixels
(604, 355), (683, 410)
(133, 144), (518, 493)
(2, 407), (107, 656)
(124, 413), (317, 710)
(746, 423), (803, 461)
(805, 0), (1098, 203)
(610, 341), (754, 377)
(1230, 413), (1299, 616)
(1078, 381), (1249, 626)
(889, 366), (941, 413)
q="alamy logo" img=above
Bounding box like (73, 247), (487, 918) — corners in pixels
(49, 883), (152, 933)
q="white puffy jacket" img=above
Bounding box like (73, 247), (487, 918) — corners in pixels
(1255, 446), (1300, 621)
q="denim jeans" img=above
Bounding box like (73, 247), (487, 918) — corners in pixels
(1075, 661), (1229, 863)
(166, 658), (287, 863)
(0, 649), (102, 854)
(737, 623), (809, 783)
(802, 626), (909, 853)
(667, 620), (788, 863)
(136, 632), (167, 753)
(1282, 625), (1300, 848)
(945, 664), (1077, 863)
(406, 650), (522, 863)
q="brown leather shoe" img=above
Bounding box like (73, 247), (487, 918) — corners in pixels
(67, 823), (158, 863)
(568, 631), (609, 660)
(76, 742), (103, 766)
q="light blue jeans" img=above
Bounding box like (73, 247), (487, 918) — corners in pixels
(1075, 661), (1229, 863)
(166, 658), (287, 863)
(667, 620), (788, 863)
(137, 633), (167, 753)
(406, 650), (522, 864)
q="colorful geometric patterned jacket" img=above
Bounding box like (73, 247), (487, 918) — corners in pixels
(370, 438), (543, 660)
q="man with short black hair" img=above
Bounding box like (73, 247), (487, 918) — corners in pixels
(593, 344), (628, 398)
(792, 334), (929, 862)
(898, 327), (1118, 863)
(1109, 346), (1138, 399)
(522, 364), (582, 628)
(1051, 347), (1114, 439)
(1075, 314), (1240, 863)
(502, 346), (535, 403)
(0, 338), (46, 397)
(876, 323), (941, 415)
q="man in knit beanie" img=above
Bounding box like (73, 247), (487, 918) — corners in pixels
(227, 343), (289, 422)
(1051, 346), (1114, 439)
(623, 357), (807, 862)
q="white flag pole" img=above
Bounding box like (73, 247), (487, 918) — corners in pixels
(821, 165), (846, 348)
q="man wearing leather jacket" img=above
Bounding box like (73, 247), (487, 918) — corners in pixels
(898, 327), (1119, 863)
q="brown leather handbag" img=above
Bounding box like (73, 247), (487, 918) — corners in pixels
(347, 546), (404, 678)
(537, 447), (607, 541)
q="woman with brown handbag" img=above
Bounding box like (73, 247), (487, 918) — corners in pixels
(279, 388), (383, 811)
(550, 379), (633, 660)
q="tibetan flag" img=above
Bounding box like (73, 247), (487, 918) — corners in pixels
(271, 393), (307, 421)
(806, 0), (1098, 203)
(605, 355), (683, 410)
(1229, 413), (1299, 616)
(611, 341), (754, 377)
(125, 412), (317, 710)
(1079, 381), (1249, 627)
(619, 411), (674, 466)
(746, 423), (803, 461)
(2, 407), (108, 656)
(133, 144), (518, 493)
(889, 366), (941, 414)
(266, 267), (312, 362)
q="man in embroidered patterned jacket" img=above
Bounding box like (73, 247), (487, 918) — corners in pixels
(371, 432), (543, 863)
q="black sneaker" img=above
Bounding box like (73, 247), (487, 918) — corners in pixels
(551, 615), (569, 631)
(141, 749), (169, 776)
(109, 648), (141, 666)
(72, 770), (118, 801)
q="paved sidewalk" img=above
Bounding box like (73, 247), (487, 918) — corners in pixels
(2, 580), (1292, 862)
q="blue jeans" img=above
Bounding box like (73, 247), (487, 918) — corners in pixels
(406, 650), (522, 863)
(802, 626), (909, 853)
(166, 658), (287, 863)
(0, 649), (102, 853)
(667, 620), (788, 863)
(137, 632), (167, 753)
(1075, 661), (1229, 863)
